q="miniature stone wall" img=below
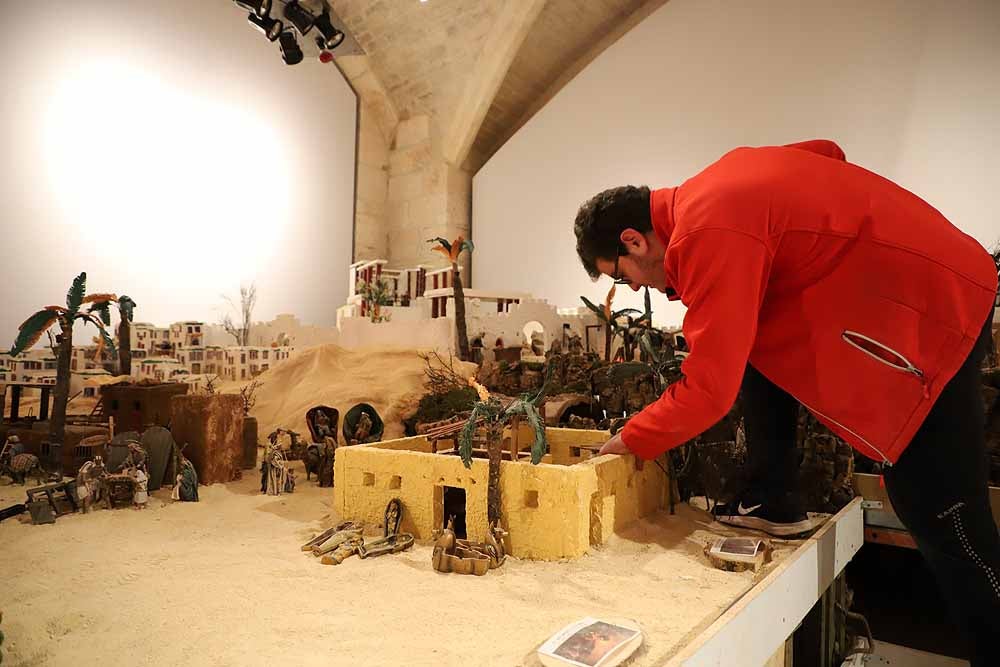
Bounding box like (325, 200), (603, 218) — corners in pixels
(101, 383), (189, 433)
(170, 394), (243, 485)
(338, 313), (453, 353)
(333, 427), (668, 561)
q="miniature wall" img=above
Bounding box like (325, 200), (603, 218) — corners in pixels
(465, 298), (605, 354)
(334, 427), (668, 561)
(170, 394), (244, 485)
(337, 315), (454, 354)
(101, 383), (189, 433)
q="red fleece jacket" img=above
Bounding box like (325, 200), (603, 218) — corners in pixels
(620, 140), (997, 464)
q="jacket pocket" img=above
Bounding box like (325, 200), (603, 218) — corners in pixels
(841, 330), (929, 398)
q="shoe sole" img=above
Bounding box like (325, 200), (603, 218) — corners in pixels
(715, 515), (814, 537)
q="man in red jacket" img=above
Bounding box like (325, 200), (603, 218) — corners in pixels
(574, 140), (999, 666)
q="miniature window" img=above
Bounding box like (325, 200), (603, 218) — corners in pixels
(570, 446), (582, 458)
(525, 490), (539, 508)
(389, 475), (401, 490)
(363, 472), (375, 486)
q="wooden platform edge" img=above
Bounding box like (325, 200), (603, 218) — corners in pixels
(664, 497), (864, 667)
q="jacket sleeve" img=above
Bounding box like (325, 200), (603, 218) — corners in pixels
(621, 229), (773, 460)
(783, 139), (846, 161)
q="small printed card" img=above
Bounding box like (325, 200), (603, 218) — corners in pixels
(537, 617), (643, 667)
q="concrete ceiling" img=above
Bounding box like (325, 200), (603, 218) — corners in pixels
(330, 0), (667, 173)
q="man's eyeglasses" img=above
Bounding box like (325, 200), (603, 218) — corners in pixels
(612, 252), (631, 285)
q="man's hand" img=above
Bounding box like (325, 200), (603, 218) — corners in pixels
(598, 433), (644, 470)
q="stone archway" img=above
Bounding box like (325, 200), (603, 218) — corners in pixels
(522, 321), (545, 356)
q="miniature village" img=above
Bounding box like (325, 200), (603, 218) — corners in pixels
(2, 249), (998, 663)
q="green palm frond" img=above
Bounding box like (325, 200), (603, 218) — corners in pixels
(639, 331), (661, 365)
(526, 361), (555, 407)
(504, 400), (547, 464)
(579, 296), (607, 322)
(612, 308), (642, 320)
(88, 301), (112, 327)
(10, 309), (60, 356)
(606, 361), (654, 384)
(458, 402), (495, 469)
(118, 295), (136, 322)
(65, 272), (87, 315)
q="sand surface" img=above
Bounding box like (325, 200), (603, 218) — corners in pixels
(0, 460), (803, 667)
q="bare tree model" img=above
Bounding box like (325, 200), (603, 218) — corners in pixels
(222, 283), (257, 347)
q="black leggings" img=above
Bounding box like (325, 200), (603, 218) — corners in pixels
(741, 315), (1000, 666)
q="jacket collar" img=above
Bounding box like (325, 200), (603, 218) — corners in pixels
(650, 187), (681, 301)
(650, 187), (677, 248)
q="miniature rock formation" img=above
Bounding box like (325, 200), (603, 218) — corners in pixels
(170, 394), (244, 484)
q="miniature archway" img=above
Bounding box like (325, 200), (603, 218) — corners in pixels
(522, 321), (546, 355)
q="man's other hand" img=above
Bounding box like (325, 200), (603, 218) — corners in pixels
(598, 433), (644, 470)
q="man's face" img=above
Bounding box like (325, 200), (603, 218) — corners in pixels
(593, 228), (668, 292)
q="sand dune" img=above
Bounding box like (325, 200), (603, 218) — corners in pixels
(220, 344), (478, 441)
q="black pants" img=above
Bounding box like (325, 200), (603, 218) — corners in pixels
(741, 315), (1000, 666)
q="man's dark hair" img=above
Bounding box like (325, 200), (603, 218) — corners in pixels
(574, 185), (652, 279)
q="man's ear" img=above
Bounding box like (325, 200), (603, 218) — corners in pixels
(619, 228), (649, 255)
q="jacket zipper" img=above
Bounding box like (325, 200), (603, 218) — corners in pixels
(842, 330), (930, 399)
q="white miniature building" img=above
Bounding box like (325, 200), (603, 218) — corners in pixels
(338, 259), (608, 358)
(136, 357), (187, 382)
(70, 368), (112, 397)
(0, 350), (58, 384)
(131, 322), (172, 360)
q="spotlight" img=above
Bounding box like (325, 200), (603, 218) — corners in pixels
(234, 0), (272, 18)
(284, 1), (316, 35)
(248, 12), (283, 41)
(278, 31), (304, 65)
(313, 10), (345, 50)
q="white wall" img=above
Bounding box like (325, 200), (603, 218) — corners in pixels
(473, 0), (1000, 327)
(0, 0), (356, 349)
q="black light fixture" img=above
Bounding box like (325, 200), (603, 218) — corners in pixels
(313, 10), (345, 50)
(284, 1), (316, 35)
(248, 12), (283, 42)
(278, 31), (304, 65)
(234, 0), (272, 18)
